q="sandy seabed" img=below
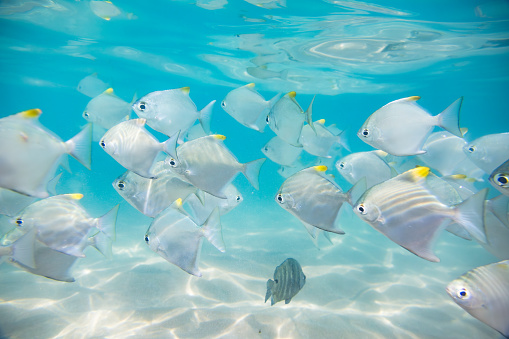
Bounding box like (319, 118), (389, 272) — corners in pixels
(0, 199), (502, 339)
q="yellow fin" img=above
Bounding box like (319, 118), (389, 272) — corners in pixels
(69, 193), (84, 200)
(180, 87), (190, 94)
(288, 91), (296, 98)
(410, 166), (430, 179)
(103, 17), (111, 21)
(246, 83), (255, 88)
(20, 108), (42, 118)
(317, 119), (326, 124)
(407, 96), (420, 101)
(314, 165), (328, 172)
(104, 88), (114, 94)
(449, 174), (467, 180)
(175, 198), (183, 207)
(213, 134), (226, 140)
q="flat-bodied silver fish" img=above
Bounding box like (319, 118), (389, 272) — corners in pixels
(221, 83), (279, 132)
(481, 196), (509, 260)
(113, 161), (200, 218)
(77, 73), (109, 98)
(13, 194), (118, 258)
(144, 198), (225, 277)
(358, 96), (463, 156)
(419, 131), (469, 176)
(353, 167), (488, 262)
(265, 258), (306, 306)
(266, 91), (314, 147)
(0, 109), (92, 198)
(464, 132), (509, 174)
(299, 119), (346, 158)
(446, 260), (509, 337)
(261, 136), (302, 166)
(166, 135), (265, 198)
(132, 87), (215, 138)
(100, 118), (178, 178)
(490, 159), (509, 196)
(275, 165), (365, 236)
(336, 151), (394, 189)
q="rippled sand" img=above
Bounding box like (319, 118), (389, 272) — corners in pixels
(0, 202), (501, 339)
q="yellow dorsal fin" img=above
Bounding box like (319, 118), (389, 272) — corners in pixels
(407, 96), (420, 101)
(317, 119), (326, 124)
(213, 134), (226, 140)
(104, 88), (114, 94)
(409, 166), (430, 180)
(246, 83), (255, 88)
(314, 165), (328, 172)
(20, 108), (42, 118)
(180, 87), (190, 94)
(69, 193), (84, 200)
(288, 91), (296, 98)
(175, 198), (183, 207)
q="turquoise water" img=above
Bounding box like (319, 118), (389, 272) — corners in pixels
(1, 1), (508, 338)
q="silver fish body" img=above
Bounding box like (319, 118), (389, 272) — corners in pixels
(82, 88), (132, 130)
(446, 260), (509, 337)
(489, 159), (509, 196)
(77, 73), (109, 98)
(464, 132), (509, 174)
(261, 136), (302, 166)
(336, 151), (394, 189)
(299, 120), (343, 158)
(265, 258), (306, 306)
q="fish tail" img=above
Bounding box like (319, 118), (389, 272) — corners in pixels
(437, 97), (463, 137)
(305, 95), (316, 134)
(201, 207), (225, 252)
(163, 131), (179, 160)
(8, 229), (36, 269)
(199, 100), (215, 135)
(454, 188), (488, 243)
(265, 279), (274, 303)
(89, 231), (113, 259)
(346, 177), (367, 206)
(97, 204), (119, 241)
(66, 123), (93, 170)
(242, 158), (266, 190)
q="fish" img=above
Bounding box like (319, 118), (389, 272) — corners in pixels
(99, 118), (178, 178)
(275, 166), (365, 236)
(166, 134), (265, 198)
(113, 161), (201, 218)
(82, 88), (133, 139)
(353, 167), (488, 262)
(358, 96), (463, 156)
(90, 0), (121, 20)
(221, 83), (280, 132)
(261, 136), (303, 166)
(0, 108), (92, 198)
(132, 87), (215, 138)
(336, 151), (395, 189)
(144, 198), (225, 277)
(183, 183), (243, 225)
(265, 258), (305, 306)
(266, 92), (314, 147)
(0, 229), (36, 269)
(246, 65), (289, 80)
(481, 197), (509, 260)
(77, 73), (109, 98)
(299, 119), (346, 158)
(490, 159), (509, 196)
(464, 132), (509, 174)
(13, 194), (118, 258)
(446, 260), (509, 337)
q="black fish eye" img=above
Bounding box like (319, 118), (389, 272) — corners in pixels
(274, 279), (278, 283)
(495, 174), (509, 186)
(468, 145), (476, 153)
(357, 204), (366, 214)
(83, 111), (89, 117)
(266, 115), (270, 124)
(361, 129), (369, 137)
(100, 140), (106, 148)
(221, 101), (226, 108)
(138, 101), (147, 111)
(264, 146), (269, 151)
(276, 194), (283, 203)
(15, 218), (23, 226)
(144, 235), (149, 243)
(338, 162), (345, 169)
(168, 158), (177, 167)
(117, 180), (125, 190)
(458, 288), (468, 298)
(236, 195), (241, 202)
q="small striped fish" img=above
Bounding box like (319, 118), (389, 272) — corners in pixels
(353, 166), (488, 262)
(446, 260), (509, 337)
(265, 258), (306, 306)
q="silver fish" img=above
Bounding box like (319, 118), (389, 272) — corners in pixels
(13, 194), (118, 258)
(419, 131), (470, 176)
(464, 132), (509, 174)
(100, 118), (178, 178)
(265, 258), (306, 306)
(90, 0), (121, 20)
(82, 88), (132, 132)
(144, 198), (225, 277)
(166, 134), (265, 198)
(336, 151), (395, 189)
(261, 136), (302, 166)
(446, 260), (509, 337)
(358, 96), (463, 156)
(77, 73), (109, 98)
(132, 87), (215, 138)
(0, 109), (92, 198)
(266, 91), (314, 147)
(221, 83), (279, 132)
(353, 167), (488, 262)
(481, 196), (509, 260)
(299, 119), (345, 158)
(0, 229), (36, 269)
(113, 161), (200, 218)
(490, 159), (509, 196)
(275, 165), (364, 235)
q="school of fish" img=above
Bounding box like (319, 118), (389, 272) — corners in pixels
(0, 77), (508, 333)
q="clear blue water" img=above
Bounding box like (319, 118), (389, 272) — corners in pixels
(0, 1), (508, 338)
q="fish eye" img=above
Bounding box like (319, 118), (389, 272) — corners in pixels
(168, 158), (177, 167)
(457, 288), (468, 299)
(338, 162), (345, 169)
(274, 279), (278, 283)
(357, 204), (367, 214)
(263, 146), (269, 151)
(117, 180), (125, 190)
(15, 218), (23, 226)
(236, 195), (241, 202)
(361, 129), (370, 137)
(467, 145), (476, 153)
(495, 174), (509, 187)
(83, 111), (89, 118)
(221, 101), (226, 108)
(276, 193), (284, 203)
(100, 140), (106, 148)
(266, 115), (270, 124)
(137, 101), (147, 111)
(144, 235), (149, 243)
